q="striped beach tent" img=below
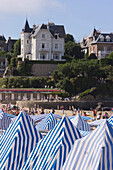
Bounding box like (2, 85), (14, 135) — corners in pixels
(69, 115), (93, 121)
(88, 119), (105, 127)
(11, 113), (62, 123)
(36, 113), (57, 131)
(70, 114), (91, 131)
(0, 111), (42, 170)
(108, 115), (113, 127)
(79, 130), (91, 136)
(62, 119), (113, 170)
(22, 115), (82, 170)
(0, 110), (11, 130)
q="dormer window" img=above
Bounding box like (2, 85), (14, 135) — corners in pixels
(106, 35), (110, 42)
(100, 35), (104, 42)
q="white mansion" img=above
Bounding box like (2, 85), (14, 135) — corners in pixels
(20, 19), (66, 61)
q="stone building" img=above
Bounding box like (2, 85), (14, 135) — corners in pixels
(6, 37), (17, 52)
(81, 28), (113, 59)
(0, 35), (7, 51)
(20, 19), (66, 61)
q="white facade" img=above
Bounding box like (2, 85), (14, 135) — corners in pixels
(21, 21), (65, 61)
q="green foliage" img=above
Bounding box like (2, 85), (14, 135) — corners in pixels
(99, 57), (113, 67)
(64, 41), (84, 60)
(14, 39), (21, 56)
(65, 34), (75, 43)
(78, 87), (96, 100)
(0, 51), (6, 57)
(108, 52), (113, 59)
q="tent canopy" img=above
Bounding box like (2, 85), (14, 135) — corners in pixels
(70, 114), (91, 131)
(36, 113), (57, 131)
(22, 115), (82, 170)
(1, 111), (42, 170)
(62, 120), (113, 170)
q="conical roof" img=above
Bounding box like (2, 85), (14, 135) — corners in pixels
(0, 111), (42, 170)
(62, 120), (113, 170)
(22, 115), (82, 170)
(0, 110), (11, 130)
(70, 114), (91, 131)
(36, 113), (57, 130)
(23, 19), (32, 33)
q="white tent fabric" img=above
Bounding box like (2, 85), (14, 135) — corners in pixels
(0, 111), (42, 170)
(62, 119), (113, 170)
(70, 114), (91, 131)
(22, 115), (82, 170)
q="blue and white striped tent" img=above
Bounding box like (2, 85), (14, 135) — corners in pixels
(11, 113), (62, 123)
(0, 111), (42, 170)
(70, 114), (91, 131)
(69, 115), (93, 121)
(88, 119), (105, 127)
(108, 115), (113, 127)
(62, 119), (113, 170)
(79, 130), (91, 136)
(0, 110), (11, 130)
(22, 115), (82, 170)
(36, 113), (57, 131)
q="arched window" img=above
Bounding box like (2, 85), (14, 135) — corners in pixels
(106, 35), (110, 42)
(100, 35), (104, 42)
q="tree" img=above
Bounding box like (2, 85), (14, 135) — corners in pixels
(88, 53), (97, 60)
(14, 39), (21, 56)
(65, 34), (75, 43)
(0, 51), (6, 57)
(64, 41), (84, 60)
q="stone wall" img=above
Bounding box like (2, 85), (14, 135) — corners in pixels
(16, 101), (113, 110)
(31, 63), (58, 76)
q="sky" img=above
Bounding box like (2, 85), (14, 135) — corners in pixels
(0, 0), (113, 42)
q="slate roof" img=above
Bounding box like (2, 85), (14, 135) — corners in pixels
(0, 35), (6, 41)
(23, 19), (33, 33)
(23, 20), (65, 38)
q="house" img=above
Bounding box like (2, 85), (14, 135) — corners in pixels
(0, 35), (7, 52)
(6, 37), (17, 52)
(20, 19), (66, 61)
(81, 28), (113, 59)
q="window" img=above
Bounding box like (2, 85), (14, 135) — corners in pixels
(55, 44), (58, 49)
(100, 35), (104, 42)
(40, 53), (46, 59)
(42, 43), (45, 48)
(55, 35), (58, 39)
(27, 40), (29, 44)
(42, 34), (45, 38)
(106, 35), (110, 42)
(53, 54), (59, 59)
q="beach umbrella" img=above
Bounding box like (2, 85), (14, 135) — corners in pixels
(70, 114), (91, 131)
(22, 115), (82, 170)
(0, 111), (42, 170)
(62, 119), (113, 170)
(36, 113), (57, 131)
(0, 110), (11, 130)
